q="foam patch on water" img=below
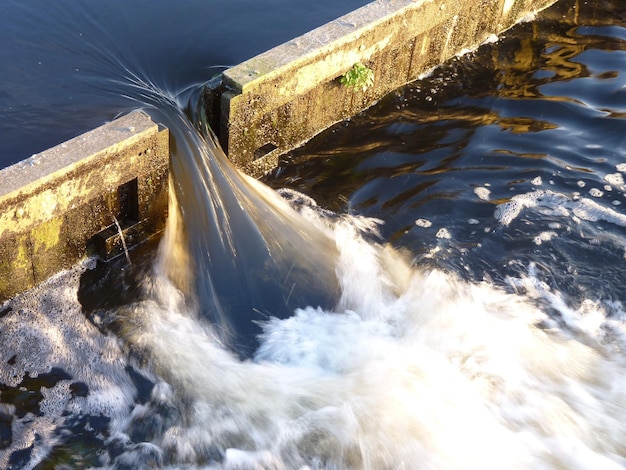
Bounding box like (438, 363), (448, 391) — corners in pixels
(494, 189), (626, 227)
(436, 227), (452, 239)
(533, 231), (558, 245)
(605, 172), (625, 190)
(474, 186), (491, 201)
(0, 260), (146, 469)
(590, 187), (604, 198)
(415, 218), (432, 228)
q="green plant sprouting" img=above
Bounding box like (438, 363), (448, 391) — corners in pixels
(340, 62), (374, 92)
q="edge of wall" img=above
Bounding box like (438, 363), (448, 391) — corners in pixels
(0, 111), (169, 302)
(206, 0), (559, 177)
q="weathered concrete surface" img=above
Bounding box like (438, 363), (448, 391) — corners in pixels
(207, 0), (559, 177)
(0, 111), (169, 302)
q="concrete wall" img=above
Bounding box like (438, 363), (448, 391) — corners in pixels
(0, 111), (168, 302)
(206, 0), (559, 177)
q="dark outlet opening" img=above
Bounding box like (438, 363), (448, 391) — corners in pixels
(254, 142), (278, 160)
(117, 178), (139, 224)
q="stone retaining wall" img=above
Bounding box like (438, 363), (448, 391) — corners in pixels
(206, 0), (558, 177)
(0, 111), (168, 301)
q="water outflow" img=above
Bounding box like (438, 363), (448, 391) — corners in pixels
(146, 100), (340, 357)
(115, 98), (626, 469)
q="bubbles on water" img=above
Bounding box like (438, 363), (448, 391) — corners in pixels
(589, 187), (604, 197)
(533, 231), (558, 245)
(415, 218), (432, 228)
(474, 186), (491, 201)
(436, 228), (452, 239)
(495, 189), (626, 228)
(0, 260), (151, 469)
(604, 172), (625, 190)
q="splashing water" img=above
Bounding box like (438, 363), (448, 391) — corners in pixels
(105, 132), (626, 467)
(5, 87), (626, 466)
(148, 103), (341, 358)
(61, 183), (626, 468)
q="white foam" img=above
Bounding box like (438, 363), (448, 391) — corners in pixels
(111, 203), (626, 469)
(494, 189), (626, 227)
(436, 227), (452, 239)
(533, 231), (558, 245)
(474, 186), (491, 201)
(604, 173), (625, 189)
(0, 260), (139, 469)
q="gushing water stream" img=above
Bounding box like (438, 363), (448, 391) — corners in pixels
(148, 103), (341, 358)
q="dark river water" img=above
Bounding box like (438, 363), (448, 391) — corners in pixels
(2, 0), (626, 468)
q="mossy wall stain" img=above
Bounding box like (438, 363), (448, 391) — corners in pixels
(14, 238), (31, 272)
(31, 216), (62, 253)
(0, 234), (34, 300)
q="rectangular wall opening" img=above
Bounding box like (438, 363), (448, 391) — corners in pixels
(254, 142), (278, 160)
(117, 178), (139, 224)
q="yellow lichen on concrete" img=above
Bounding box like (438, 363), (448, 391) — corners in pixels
(31, 216), (62, 253)
(13, 238), (31, 273)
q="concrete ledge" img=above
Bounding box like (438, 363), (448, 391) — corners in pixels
(0, 111), (169, 302)
(206, 0), (558, 177)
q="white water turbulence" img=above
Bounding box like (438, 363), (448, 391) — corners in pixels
(3, 1), (626, 467)
(104, 113), (626, 468)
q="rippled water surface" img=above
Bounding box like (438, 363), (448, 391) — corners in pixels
(2, 0), (626, 468)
